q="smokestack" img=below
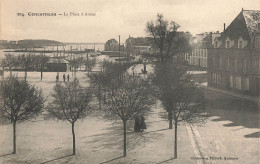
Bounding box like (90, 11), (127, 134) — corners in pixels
(224, 23), (226, 32)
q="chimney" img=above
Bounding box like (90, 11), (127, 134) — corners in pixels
(224, 23), (226, 32)
(242, 8), (244, 11)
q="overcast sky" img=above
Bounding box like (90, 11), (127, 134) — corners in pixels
(1, 0), (259, 43)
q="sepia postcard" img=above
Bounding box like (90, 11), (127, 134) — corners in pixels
(0, 0), (259, 163)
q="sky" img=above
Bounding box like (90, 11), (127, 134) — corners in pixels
(0, 0), (259, 43)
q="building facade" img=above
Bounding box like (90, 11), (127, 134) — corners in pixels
(172, 31), (193, 64)
(125, 37), (159, 55)
(208, 10), (260, 96)
(46, 58), (71, 72)
(189, 32), (221, 67)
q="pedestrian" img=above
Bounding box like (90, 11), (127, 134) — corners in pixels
(56, 75), (59, 82)
(67, 74), (70, 81)
(63, 74), (66, 82)
(140, 116), (147, 132)
(134, 116), (141, 132)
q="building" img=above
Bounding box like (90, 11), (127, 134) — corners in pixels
(125, 37), (159, 55)
(208, 9), (260, 96)
(172, 31), (193, 64)
(104, 38), (124, 52)
(105, 39), (118, 51)
(189, 32), (221, 67)
(46, 58), (71, 72)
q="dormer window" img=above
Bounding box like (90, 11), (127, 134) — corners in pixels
(225, 37), (233, 48)
(238, 37), (247, 48)
(226, 41), (230, 48)
(215, 41), (218, 48)
(239, 41), (243, 48)
(214, 38), (222, 48)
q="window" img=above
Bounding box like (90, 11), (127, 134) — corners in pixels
(243, 78), (249, 90)
(234, 58), (238, 72)
(213, 57), (216, 68)
(242, 59), (247, 74)
(227, 57), (230, 71)
(215, 41), (218, 48)
(234, 76), (242, 89)
(212, 73), (217, 84)
(230, 76), (233, 88)
(217, 73), (222, 85)
(255, 37), (260, 49)
(239, 41), (243, 48)
(226, 41), (230, 48)
(257, 58), (260, 70)
(219, 56), (223, 68)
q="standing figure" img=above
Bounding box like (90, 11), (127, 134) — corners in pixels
(134, 116), (141, 132)
(67, 74), (70, 81)
(63, 74), (66, 82)
(56, 75), (59, 82)
(140, 116), (147, 132)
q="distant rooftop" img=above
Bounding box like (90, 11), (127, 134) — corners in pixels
(219, 10), (260, 41)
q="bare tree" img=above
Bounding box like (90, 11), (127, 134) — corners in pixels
(153, 63), (207, 158)
(146, 13), (180, 62)
(69, 57), (81, 78)
(48, 79), (93, 155)
(18, 54), (35, 81)
(0, 58), (7, 80)
(0, 75), (46, 154)
(105, 73), (155, 157)
(4, 54), (18, 75)
(88, 72), (105, 109)
(85, 58), (96, 72)
(88, 61), (132, 109)
(35, 54), (49, 81)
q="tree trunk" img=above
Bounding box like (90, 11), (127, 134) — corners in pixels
(168, 111), (173, 129)
(41, 67), (43, 81)
(25, 69), (27, 81)
(72, 122), (76, 155)
(12, 120), (16, 154)
(174, 122), (178, 158)
(160, 48), (163, 62)
(123, 120), (127, 157)
(2, 66), (4, 80)
(98, 84), (101, 109)
(10, 67), (12, 76)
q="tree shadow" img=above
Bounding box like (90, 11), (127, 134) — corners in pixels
(204, 90), (259, 129)
(142, 128), (170, 134)
(244, 131), (260, 138)
(84, 123), (165, 152)
(232, 127), (245, 131)
(156, 157), (175, 164)
(99, 156), (124, 164)
(0, 153), (13, 158)
(223, 122), (239, 127)
(145, 120), (166, 124)
(39, 154), (73, 164)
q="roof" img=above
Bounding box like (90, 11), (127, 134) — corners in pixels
(105, 39), (118, 45)
(47, 58), (70, 64)
(126, 37), (154, 46)
(219, 10), (260, 41)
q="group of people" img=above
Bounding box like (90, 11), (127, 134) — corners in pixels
(134, 116), (147, 132)
(56, 74), (70, 82)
